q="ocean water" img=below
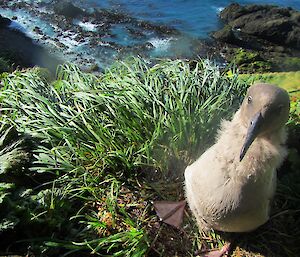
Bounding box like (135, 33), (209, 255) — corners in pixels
(1, 0), (300, 68)
(84, 0), (300, 38)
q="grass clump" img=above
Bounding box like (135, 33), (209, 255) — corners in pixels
(0, 58), (247, 256)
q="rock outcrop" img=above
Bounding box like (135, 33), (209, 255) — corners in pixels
(213, 3), (300, 50)
(53, 1), (85, 19)
(0, 15), (61, 73)
(212, 3), (300, 72)
(0, 14), (11, 28)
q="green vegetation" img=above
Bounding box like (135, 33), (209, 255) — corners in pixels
(239, 71), (300, 92)
(0, 58), (299, 256)
(232, 49), (272, 73)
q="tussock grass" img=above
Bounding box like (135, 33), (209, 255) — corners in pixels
(1, 58), (246, 173)
(0, 58), (298, 256)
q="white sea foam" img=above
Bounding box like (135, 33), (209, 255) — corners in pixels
(74, 20), (97, 32)
(98, 41), (111, 47)
(58, 33), (87, 48)
(215, 7), (224, 13)
(148, 37), (172, 52)
(0, 8), (55, 39)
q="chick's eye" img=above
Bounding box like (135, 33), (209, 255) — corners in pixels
(247, 96), (253, 104)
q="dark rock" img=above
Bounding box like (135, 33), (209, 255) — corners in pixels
(211, 25), (237, 44)
(53, 1), (84, 19)
(0, 14), (11, 28)
(286, 27), (300, 48)
(136, 20), (178, 35)
(55, 41), (68, 49)
(95, 9), (132, 24)
(215, 3), (300, 49)
(242, 17), (291, 44)
(210, 3), (300, 72)
(33, 26), (43, 35)
(219, 3), (248, 22)
(0, 15), (61, 73)
(126, 27), (145, 38)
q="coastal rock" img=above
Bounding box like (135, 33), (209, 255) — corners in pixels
(0, 14), (61, 73)
(0, 14), (11, 28)
(53, 1), (85, 19)
(212, 25), (237, 44)
(33, 26), (43, 35)
(213, 3), (300, 49)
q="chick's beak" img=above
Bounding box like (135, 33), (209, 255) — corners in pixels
(240, 111), (264, 161)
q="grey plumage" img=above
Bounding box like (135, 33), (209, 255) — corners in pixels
(185, 83), (290, 232)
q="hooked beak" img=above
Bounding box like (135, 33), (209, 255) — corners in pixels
(240, 111), (264, 161)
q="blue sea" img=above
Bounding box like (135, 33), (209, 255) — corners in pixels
(1, 0), (300, 68)
(87, 0), (300, 38)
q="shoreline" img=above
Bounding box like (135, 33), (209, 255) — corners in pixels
(0, 0), (226, 72)
(0, 1), (191, 71)
(1, 1), (300, 73)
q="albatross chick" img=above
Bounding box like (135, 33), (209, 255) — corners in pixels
(185, 83), (290, 233)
